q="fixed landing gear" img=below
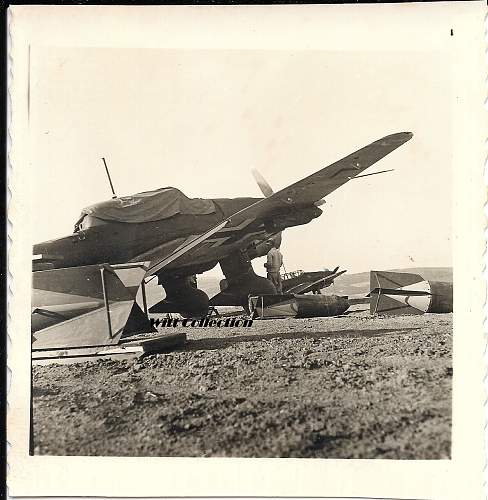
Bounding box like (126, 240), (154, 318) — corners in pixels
(151, 275), (209, 318)
(213, 250), (276, 308)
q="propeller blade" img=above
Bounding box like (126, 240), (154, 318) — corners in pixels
(251, 167), (325, 206)
(250, 170), (283, 251)
(251, 168), (274, 198)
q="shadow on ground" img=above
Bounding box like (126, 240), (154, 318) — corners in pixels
(183, 327), (422, 352)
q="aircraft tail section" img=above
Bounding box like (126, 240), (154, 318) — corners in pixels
(32, 262), (155, 360)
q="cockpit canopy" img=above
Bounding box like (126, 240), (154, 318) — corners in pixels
(74, 187), (216, 232)
(281, 270), (304, 280)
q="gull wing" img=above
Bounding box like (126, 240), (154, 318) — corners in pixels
(269, 132), (413, 207)
(146, 132), (413, 275)
(228, 132), (413, 224)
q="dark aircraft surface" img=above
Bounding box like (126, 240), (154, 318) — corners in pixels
(207, 267), (346, 307)
(249, 293), (351, 319)
(281, 267), (347, 295)
(33, 132), (413, 321)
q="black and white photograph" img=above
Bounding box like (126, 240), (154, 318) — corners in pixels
(30, 46), (453, 459)
(7, 3), (487, 499)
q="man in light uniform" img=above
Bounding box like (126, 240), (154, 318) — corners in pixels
(264, 242), (283, 294)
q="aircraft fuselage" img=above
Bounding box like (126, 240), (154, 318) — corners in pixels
(33, 196), (321, 278)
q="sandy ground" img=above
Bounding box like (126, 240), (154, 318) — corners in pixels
(32, 312), (452, 458)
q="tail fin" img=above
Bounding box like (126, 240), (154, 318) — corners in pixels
(32, 262), (155, 360)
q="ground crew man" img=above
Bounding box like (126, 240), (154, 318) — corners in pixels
(264, 243), (283, 294)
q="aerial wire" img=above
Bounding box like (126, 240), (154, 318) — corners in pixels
(101, 157), (117, 199)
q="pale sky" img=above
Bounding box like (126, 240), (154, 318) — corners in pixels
(29, 47), (451, 275)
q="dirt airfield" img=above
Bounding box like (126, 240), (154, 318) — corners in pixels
(32, 311), (452, 459)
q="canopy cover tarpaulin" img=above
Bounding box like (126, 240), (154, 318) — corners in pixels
(80, 187), (216, 223)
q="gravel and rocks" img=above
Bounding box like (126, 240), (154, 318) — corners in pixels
(32, 312), (452, 458)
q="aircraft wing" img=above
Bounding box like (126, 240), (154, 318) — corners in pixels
(146, 219), (230, 275)
(285, 282), (315, 294)
(286, 269), (347, 294)
(219, 132), (413, 225)
(146, 132), (412, 275)
(265, 132), (413, 208)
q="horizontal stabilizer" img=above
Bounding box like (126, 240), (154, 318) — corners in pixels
(32, 262), (155, 354)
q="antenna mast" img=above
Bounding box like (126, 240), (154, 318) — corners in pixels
(101, 157), (117, 199)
